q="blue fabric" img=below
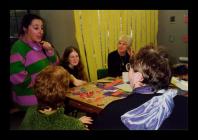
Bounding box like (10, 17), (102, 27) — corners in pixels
(121, 89), (178, 130)
(132, 86), (156, 95)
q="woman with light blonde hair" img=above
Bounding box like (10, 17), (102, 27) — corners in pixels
(108, 34), (134, 77)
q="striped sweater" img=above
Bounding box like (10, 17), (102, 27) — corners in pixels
(10, 40), (57, 108)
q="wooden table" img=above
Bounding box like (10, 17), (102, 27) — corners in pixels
(65, 78), (130, 114)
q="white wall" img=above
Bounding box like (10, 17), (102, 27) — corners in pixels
(158, 10), (188, 64)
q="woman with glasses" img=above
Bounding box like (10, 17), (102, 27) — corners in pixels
(91, 45), (188, 130)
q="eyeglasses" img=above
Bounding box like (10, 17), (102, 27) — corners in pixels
(126, 63), (131, 72)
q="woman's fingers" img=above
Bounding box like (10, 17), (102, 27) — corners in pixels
(40, 41), (53, 50)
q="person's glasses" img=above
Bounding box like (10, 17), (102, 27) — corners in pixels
(126, 63), (131, 72)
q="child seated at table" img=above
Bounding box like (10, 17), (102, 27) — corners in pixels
(19, 65), (93, 130)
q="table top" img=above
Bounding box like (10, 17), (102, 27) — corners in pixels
(65, 77), (188, 114)
(65, 77), (131, 109)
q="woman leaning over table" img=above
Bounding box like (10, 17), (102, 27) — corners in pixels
(19, 65), (93, 130)
(91, 45), (188, 130)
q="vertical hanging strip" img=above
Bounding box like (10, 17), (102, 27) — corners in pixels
(115, 10), (119, 51)
(137, 11), (141, 52)
(74, 11), (88, 80)
(113, 11), (117, 52)
(79, 11), (91, 81)
(153, 11), (156, 45)
(129, 13), (133, 52)
(89, 11), (98, 79)
(112, 11), (115, 53)
(109, 10), (115, 51)
(130, 11), (133, 51)
(145, 11), (147, 45)
(98, 10), (104, 68)
(114, 11), (117, 50)
(126, 10), (129, 35)
(115, 11), (119, 49)
(141, 10), (145, 48)
(151, 10), (154, 45)
(140, 11), (143, 48)
(156, 11), (158, 45)
(124, 11), (127, 34)
(120, 12), (122, 34)
(154, 10), (158, 45)
(107, 11), (110, 56)
(150, 10), (152, 45)
(147, 10), (151, 45)
(103, 11), (107, 68)
(134, 11), (137, 52)
(130, 13), (133, 38)
(153, 10), (155, 45)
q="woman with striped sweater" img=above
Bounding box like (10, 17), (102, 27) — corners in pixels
(10, 14), (58, 110)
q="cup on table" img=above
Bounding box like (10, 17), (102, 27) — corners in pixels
(122, 72), (129, 83)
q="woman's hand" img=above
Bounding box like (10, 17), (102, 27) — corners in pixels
(40, 41), (53, 51)
(74, 79), (87, 87)
(70, 74), (87, 86)
(79, 116), (93, 124)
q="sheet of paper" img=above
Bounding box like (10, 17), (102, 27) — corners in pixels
(171, 76), (188, 91)
(114, 83), (133, 92)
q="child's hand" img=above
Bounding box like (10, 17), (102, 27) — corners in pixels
(79, 116), (93, 124)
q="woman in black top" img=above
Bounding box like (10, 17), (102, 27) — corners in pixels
(60, 46), (88, 115)
(60, 46), (88, 87)
(108, 35), (134, 77)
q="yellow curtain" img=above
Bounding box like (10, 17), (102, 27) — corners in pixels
(74, 10), (158, 81)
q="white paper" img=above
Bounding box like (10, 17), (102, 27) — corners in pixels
(114, 83), (133, 92)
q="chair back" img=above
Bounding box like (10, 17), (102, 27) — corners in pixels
(97, 68), (108, 79)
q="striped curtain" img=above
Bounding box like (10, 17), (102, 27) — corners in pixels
(74, 10), (158, 81)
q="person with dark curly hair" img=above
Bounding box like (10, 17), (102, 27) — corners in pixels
(91, 45), (188, 130)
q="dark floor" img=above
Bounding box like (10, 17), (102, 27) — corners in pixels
(10, 111), (26, 130)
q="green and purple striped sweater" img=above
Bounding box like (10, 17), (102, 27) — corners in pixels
(10, 40), (57, 108)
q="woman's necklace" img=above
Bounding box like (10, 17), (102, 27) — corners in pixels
(120, 55), (126, 66)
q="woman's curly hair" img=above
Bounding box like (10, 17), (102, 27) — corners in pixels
(34, 65), (70, 110)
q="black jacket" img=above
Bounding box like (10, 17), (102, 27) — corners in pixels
(91, 92), (188, 130)
(108, 50), (130, 77)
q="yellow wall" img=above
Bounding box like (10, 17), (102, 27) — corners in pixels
(74, 10), (158, 81)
